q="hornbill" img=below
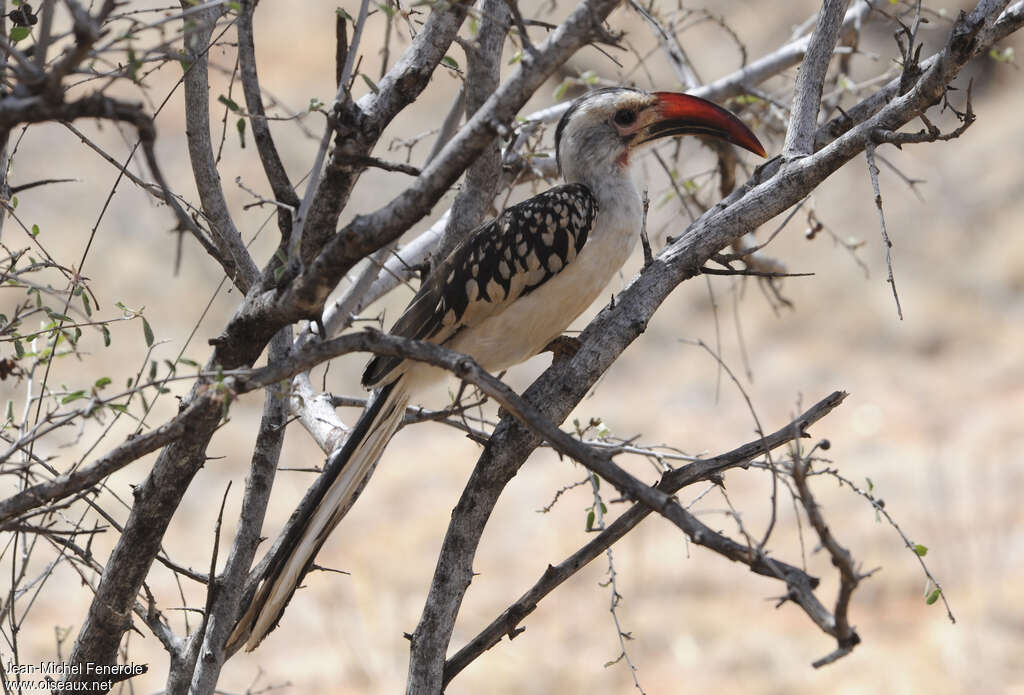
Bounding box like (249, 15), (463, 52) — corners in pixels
(228, 87), (766, 651)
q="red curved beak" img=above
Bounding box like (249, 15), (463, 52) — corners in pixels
(640, 92), (767, 158)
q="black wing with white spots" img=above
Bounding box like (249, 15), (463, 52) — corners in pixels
(363, 183), (597, 387)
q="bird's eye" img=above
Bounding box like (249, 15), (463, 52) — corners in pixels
(613, 109), (637, 127)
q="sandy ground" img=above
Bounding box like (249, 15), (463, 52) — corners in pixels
(1, 1), (1022, 693)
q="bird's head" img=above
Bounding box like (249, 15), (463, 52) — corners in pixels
(555, 87), (766, 186)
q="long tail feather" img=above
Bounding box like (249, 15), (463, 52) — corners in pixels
(228, 378), (410, 651)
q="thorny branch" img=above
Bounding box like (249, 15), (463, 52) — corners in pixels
(408, 1), (1021, 689)
(0, 0), (1020, 692)
(444, 391), (848, 684)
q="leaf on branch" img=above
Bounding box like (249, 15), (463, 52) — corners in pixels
(142, 317), (154, 347)
(218, 95), (241, 112)
(989, 46), (1016, 65)
(236, 117), (247, 148)
(10, 26), (30, 42)
(61, 390), (86, 405)
(913, 543), (928, 557)
(926, 588), (942, 605)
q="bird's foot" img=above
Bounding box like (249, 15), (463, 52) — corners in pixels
(543, 335), (582, 364)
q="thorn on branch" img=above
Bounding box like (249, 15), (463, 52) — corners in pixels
(863, 140), (904, 320)
(333, 154), (422, 177)
(502, 0), (538, 57)
(336, 8), (349, 89)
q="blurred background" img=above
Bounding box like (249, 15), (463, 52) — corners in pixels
(1, 0), (1022, 692)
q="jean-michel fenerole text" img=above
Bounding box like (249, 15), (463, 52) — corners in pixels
(5, 660), (147, 677)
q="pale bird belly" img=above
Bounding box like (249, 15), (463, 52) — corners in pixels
(446, 219), (638, 373)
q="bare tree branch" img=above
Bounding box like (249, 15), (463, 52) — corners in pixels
(0, 397), (213, 528)
(213, 0), (626, 370)
(784, 0), (852, 159)
(1, 0), (1014, 690)
(444, 391), (848, 684)
(434, 0), (511, 263)
(407, 2), (1016, 689)
(296, 0), (470, 266)
(180, 1), (259, 292)
(791, 442), (863, 666)
(187, 330), (292, 695)
(236, 0), (300, 239)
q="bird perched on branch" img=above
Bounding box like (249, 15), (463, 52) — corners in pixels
(229, 87), (766, 651)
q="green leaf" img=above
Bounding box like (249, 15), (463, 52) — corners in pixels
(30, 224), (39, 237)
(441, 55), (459, 70)
(361, 74), (379, 94)
(108, 403), (129, 413)
(227, 1), (241, 11)
(178, 357), (199, 367)
(11, 196), (17, 209)
(126, 47), (140, 81)
(149, 360), (158, 382)
(586, 509), (595, 531)
(336, 7), (354, 21)
(61, 390), (86, 404)
(236, 117), (246, 148)
(913, 544), (928, 557)
(989, 46), (1016, 64)
(142, 317), (154, 347)
(926, 588), (941, 605)
(81, 291), (92, 317)
(94, 377), (112, 389)
(218, 94), (241, 112)
(101, 325), (111, 347)
(47, 311), (72, 322)
(10, 26), (30, 42)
